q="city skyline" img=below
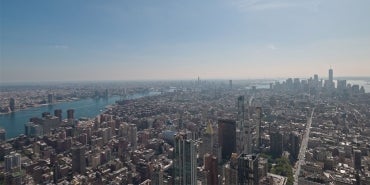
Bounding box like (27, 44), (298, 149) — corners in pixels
(1, 0), (370, 83)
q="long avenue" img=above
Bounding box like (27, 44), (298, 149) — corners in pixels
(294, 108), (315, 185)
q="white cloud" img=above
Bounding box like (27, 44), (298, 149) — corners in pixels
(51, 44), (69, 49)
(232, 0), (321, 12)
(267, 43), (277, 50)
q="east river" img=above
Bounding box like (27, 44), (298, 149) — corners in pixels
(0, 92), (160, 139)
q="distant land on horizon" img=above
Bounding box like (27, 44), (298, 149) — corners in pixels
(0, 76), (369, 87)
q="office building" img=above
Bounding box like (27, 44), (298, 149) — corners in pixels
(129, 124), (138, 150)
(4, 152), (21, 172)
(71, 143), (86, 174)
(4, 172), (23, 185)
(289, 132), (300, 161)
(174, 132), (197, 185)
(53, 162), (61, 184)
(237, 96), (245, 124)
(314, 74), (319, 82)
(54, 109), (62, 122)
(150, 163), (164, 185)
(105, 89), (109, 98)
(224, 153), (238, 185)
(201, 121), (215, 157)
(337, 80), (347, 90)
(0, 128), (6, 141)
(293, 78), (301, 90)
(42, 112), (51, 118)
(354, 150), (362, 171)
(255, 107), (263, 150)
(41, 115), (60, 134)
(312, 74), (321, 90)
(286, 78), (293, 90)
(204, 153), (218, 185)
(325, 68), (335, 89)
(9, 98), (15, 112)
(67, 109), (74, 120)
(218, 119), (236, 161)
(270, 131), (283, 158)
(48, 93), (55, 104)
(238, 153), (259, 185)
(25, 122), (43, 137)
(237, 96), (254, 154)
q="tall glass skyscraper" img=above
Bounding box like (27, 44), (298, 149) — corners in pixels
(174, 132), (197, 185)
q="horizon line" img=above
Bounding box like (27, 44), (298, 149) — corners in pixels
(1, 76), (369, 86)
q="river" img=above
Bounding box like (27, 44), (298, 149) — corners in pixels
(0, 92), (160, 139)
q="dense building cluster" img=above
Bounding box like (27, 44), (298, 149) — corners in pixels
(0, 69), (369, 185)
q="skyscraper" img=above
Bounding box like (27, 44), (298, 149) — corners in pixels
(201, 121), (215, 157)
(0, 128), (6, 141)
(54, 109), (62, 122)
(24, 122), (43, 137)
(67, 109), (75, 122)
(236, 96), (247, 154)
(224, 153), (238, 185)
(204, 153), (218, 185)
(255, 107), (262, 150)
(71, 143), (86, 174)
(270, 131), (283, 158)
(329, 68), (333, 82)
(174, 132), (197, 185)
(289, 132), (300, 161)
(314, 74), (319, 82)
(354, 150), (362, 171)
(237, 96), (245, 123)
(150, 162), (164, 185)
(105, 89), (109, 98)
(325, 67), (335, 89)
(218, 119), (236, 161)
(9, 98), (15, 112)
(238, 153), (259, 185)
(4, 152), (21, 172)
(337, 80), (347, 90)
(128, 124), (138, 150)
(53, 162), (61, 184)
(48, 93), (55, 104)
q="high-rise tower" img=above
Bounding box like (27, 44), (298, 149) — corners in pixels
(354, 150), (362, 171)
(237, 153), (259, 185)
(174, 132), (197, 185)
(54, 109), (62, 122)
(204, 153), (218, 185)
(67, 109), (74, 120)
(255, 107), (263, 150)
(329, 68), (333, 82)
(128, 124), (137, 150)
(325, 67), (335, 89)
(9, 98), (15, 112)
(48, 93), (55, 104)
(71, 143), (86, 174)
(218, 119), (236, 161)
(201, 121), (215, 157)
(237, 96), (245, 123)
(236, 96), (246, 154)
(4, 152), (21, 172)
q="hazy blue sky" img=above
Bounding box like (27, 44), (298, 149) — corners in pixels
(1, 0), (370, 82)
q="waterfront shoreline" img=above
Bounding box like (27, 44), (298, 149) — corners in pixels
(0, 98), (81, 115)
(0, 92), (161, 139)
